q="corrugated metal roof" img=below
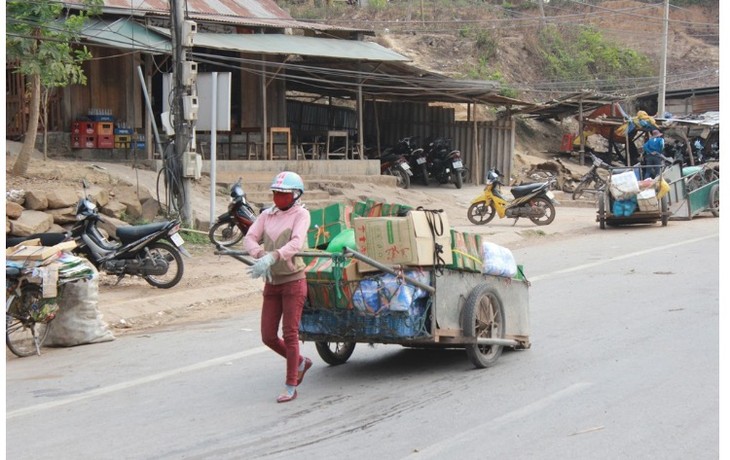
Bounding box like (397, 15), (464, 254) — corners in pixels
(77, 18), (171, 53)
(149, 27), (408, 61)
(62, 0), (370, 33)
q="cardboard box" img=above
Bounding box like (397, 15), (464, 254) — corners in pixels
(637, 188), (659, 212)
(308, 203), (351, 249)
(448, 229), (480, 272)
(354, 210), (453, 272)
(305, 257), (361, 309)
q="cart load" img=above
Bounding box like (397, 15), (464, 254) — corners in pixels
(597, 165), (672, 228)
(296, 199), (531, 368)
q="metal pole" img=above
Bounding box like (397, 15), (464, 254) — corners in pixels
(136, 66), (163, 159)
(657, 0), (669, 117)
(210, 72), (218, 226)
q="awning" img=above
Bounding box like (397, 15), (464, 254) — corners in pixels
(148, 27), (408, 62)
(78, 19), (170, 54)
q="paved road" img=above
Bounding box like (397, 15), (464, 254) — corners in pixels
(6, 212), (720, 459)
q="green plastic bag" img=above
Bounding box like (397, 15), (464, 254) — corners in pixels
(326, 228), (356, 253)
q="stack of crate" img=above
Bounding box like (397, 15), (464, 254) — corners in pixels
(71, 121), (97, 149)
(95, 121), (114, 149)
(114, 126), (134, 149)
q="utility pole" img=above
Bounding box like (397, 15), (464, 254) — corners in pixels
(170, 0), (198, 227)
(657, 0), (669, 118)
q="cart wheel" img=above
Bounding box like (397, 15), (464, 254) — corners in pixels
(461, 284), (505, 369)
(660, 196), (669, 226)
(315, 341), (356, 366)
(597, 194), (607, 229)
(709, 184), (719, 217)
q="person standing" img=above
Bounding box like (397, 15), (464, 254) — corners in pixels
(243, 171), (312, 403)
(642, 130), (665, 179)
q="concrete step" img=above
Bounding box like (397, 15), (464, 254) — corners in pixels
(212, 171), (397, 191)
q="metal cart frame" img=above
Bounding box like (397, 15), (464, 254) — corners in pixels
(217, 247), (531, 369)
(596, 164), (671, 229)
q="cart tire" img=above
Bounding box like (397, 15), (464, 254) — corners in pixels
(660, 196), (669, 226)
(461, 284), (505, 369)
(598, 194), (606, 229)
(709, 184), (719, 217)
(315, 341), (356, 366)
(467, 201), (496, 225)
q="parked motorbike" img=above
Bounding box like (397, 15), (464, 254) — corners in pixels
(468, 169), (559, 226)
(208, 178), (257, 247)
(391, 136), (429, 186)
(69, 180), (189, 289)
(424, 137), (465, 189)
(369, 144), (413, 189)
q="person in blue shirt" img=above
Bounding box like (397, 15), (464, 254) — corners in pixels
(642, 130), (665, 179)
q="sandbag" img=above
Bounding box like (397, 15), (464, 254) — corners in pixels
(45, 263), (115, 347)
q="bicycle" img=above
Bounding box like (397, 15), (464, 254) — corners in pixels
(6, 266), (59, 357)
(572, 152), (611, 200)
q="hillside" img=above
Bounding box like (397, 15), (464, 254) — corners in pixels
(289, 0), (719, 108)
(286, 0), (719, 169)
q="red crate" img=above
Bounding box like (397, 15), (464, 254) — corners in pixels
(97, 135), (114, 149)
(95, 122), (114, 136)
(72, 121), (95, 135)
(71, 135), (82, 149)
(81, 135), (96, 148)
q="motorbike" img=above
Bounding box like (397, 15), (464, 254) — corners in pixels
(208, 177), (257, 247)
(391, 136), (429, 186)
(370, 145), (413, 189)
(69, 180), (189, 289)
(424, 137), (465, 189)
(572, 152), (611, 200)
(467, 168), (559, 226)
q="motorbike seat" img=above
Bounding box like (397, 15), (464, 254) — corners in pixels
(510, 182), (546, 198)
(117, 222), (171, 245)
(381, 152), (400, 163)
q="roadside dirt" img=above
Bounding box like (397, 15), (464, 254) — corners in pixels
(5, 142), (590, 337)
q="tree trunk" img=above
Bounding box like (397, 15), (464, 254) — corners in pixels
(12, 73), (41, 176)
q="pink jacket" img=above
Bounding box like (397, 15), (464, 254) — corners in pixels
(243, 204), (310, 285)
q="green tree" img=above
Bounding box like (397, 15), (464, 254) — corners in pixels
(6, 0), (101, 175)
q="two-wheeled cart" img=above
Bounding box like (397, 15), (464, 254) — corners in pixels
(664, 163), (720, 220)
(596, 163), (671, 229)
(216, 247), (531, 369)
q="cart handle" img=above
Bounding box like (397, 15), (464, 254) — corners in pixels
(214, 246), (436, 294)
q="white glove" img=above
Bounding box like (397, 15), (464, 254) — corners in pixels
(248, 252), (275, 282)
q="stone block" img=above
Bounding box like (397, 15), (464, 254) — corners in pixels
(46, 187), (80, 209)
(6, 201), (24, 219)
(24, 190), (48, 210)
(10, 210), (54, 236)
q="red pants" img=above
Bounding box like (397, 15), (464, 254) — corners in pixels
(261, 279), (307, 386)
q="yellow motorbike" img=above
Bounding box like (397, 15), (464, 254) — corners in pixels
(467, 169), (559, 226)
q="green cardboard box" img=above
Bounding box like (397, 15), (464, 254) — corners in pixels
(308, 203), (351, 249)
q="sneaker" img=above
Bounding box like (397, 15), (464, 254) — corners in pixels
(297, 357), (313, 385)
(276, 390), (297, 403)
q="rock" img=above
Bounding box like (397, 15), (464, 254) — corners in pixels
(23, 190), (48, 210)
(115, 189), (144, 219)
(100, 200), (127, 219)
(48, 223), (67, 233)
(47, 206), (78, 224)
(10, 210), (54, 236)
(87, 185), (110, 207)
(6, 189), (25, 205)
(6, 201), (24, 219)
(46, 187), (80, 209)
(140, 198), (161, 222)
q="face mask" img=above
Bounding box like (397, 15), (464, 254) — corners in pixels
(273, 191), (295, 210)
